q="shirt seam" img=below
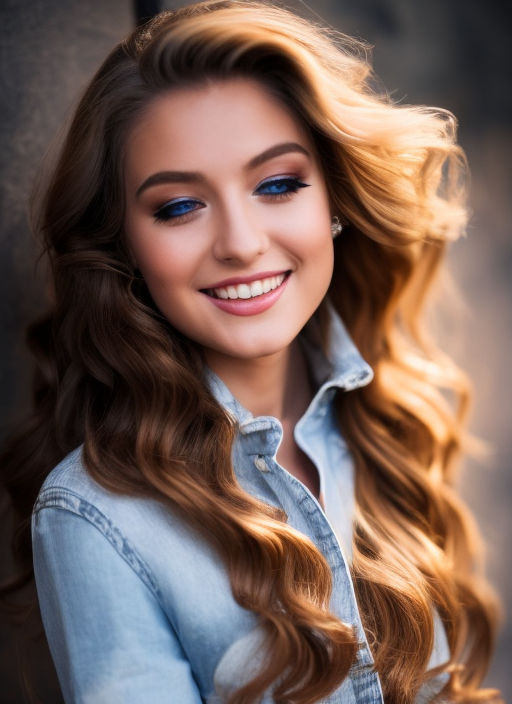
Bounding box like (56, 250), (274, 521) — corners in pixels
(33, 487), (163, 602)
(287, 488), (376, 671)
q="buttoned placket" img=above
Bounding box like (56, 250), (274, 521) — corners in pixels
(203, 306), (381, 702)
(236, 414), (384, 704)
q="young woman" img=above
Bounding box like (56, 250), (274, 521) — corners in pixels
(0, 1), (501, 702)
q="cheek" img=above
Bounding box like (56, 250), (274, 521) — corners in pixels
(127, 226), (196, 289)
(296, 221), (335, 292)
(294, 215), (334, 267)
(295, 191), (332, 252)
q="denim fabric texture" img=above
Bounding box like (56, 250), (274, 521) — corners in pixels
(32, 309), (449, 703)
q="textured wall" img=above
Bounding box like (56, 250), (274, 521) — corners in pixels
(0, 3), (133, 701)
(1, 0), (510, 701)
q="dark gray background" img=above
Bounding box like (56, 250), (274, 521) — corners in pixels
(1, 0), (510, 701)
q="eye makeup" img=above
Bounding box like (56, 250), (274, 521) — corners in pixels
(152, 175), (311, 224)
(153, 198), (205, 224)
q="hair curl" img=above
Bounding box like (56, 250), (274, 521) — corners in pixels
(0, 2), (501, 702)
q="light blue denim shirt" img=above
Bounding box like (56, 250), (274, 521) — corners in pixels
(32, 309), (449, 703)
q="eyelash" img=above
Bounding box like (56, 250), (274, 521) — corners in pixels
(254, 176), (310, 199)
(152, 176), (310, 224)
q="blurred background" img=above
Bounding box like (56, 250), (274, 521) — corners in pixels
(0, 0), (510, 701)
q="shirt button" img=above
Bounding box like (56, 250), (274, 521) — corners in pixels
(254, 455), (269, 472)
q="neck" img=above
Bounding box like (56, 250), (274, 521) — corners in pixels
(205, 339), (313, 422)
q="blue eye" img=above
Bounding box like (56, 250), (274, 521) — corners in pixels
(255, 177), (310, 197)
(153, 198), (204, 223)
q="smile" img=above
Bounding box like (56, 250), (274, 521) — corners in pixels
(206, 273), (287, 300)
(200, 271), (291, 316)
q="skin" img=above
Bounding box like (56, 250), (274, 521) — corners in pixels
(124, 78), (335, 497)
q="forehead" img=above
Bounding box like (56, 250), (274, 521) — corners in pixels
(124, 78), (313, 179)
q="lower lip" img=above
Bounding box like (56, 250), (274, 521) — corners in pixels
(202, 275), (290, 316)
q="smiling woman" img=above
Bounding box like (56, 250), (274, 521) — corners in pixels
(124, 80), (333, 363)
(0, 2), (502, 703)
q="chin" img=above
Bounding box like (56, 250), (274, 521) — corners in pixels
(214, 334), (296, 362)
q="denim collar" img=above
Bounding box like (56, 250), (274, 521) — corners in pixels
(204, 303), (373, 424)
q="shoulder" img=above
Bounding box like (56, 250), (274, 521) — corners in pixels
(32, 447), (250, 660)
(37, 445), (106, 505)
(36, 446), (166, 528)
(33, 447), (164, 596)
(34, 446), (154, 542)
(32, 447), (223, 599)
(34, 445), (197, 541)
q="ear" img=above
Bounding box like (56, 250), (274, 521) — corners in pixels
(330, 216), (343, 238)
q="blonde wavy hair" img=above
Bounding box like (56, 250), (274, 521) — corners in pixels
(0, 2), (501, 702)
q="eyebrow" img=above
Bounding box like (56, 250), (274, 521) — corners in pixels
(246, 141), (310, 169)
(134, 141), (311, 199)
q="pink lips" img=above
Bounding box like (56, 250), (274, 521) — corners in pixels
(204, 270), (287, 288)
(201, 271), (290, 316)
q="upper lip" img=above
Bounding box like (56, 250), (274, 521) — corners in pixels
(202, 270), (290, 289)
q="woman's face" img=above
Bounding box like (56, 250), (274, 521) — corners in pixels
(124, 78), (334, 364)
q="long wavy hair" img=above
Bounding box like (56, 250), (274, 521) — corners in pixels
(0, 2), (501, 702)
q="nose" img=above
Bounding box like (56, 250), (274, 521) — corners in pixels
(212, 201), (270, 264)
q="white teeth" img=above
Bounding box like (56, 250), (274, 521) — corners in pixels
(250, 280), (263, 297)
(212, 273), (286, 300)
(238, 284), (251, 299)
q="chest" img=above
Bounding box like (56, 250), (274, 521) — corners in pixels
(133, 441), (379, 703)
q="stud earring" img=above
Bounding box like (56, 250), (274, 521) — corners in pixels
(331, 216), (343, 238)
